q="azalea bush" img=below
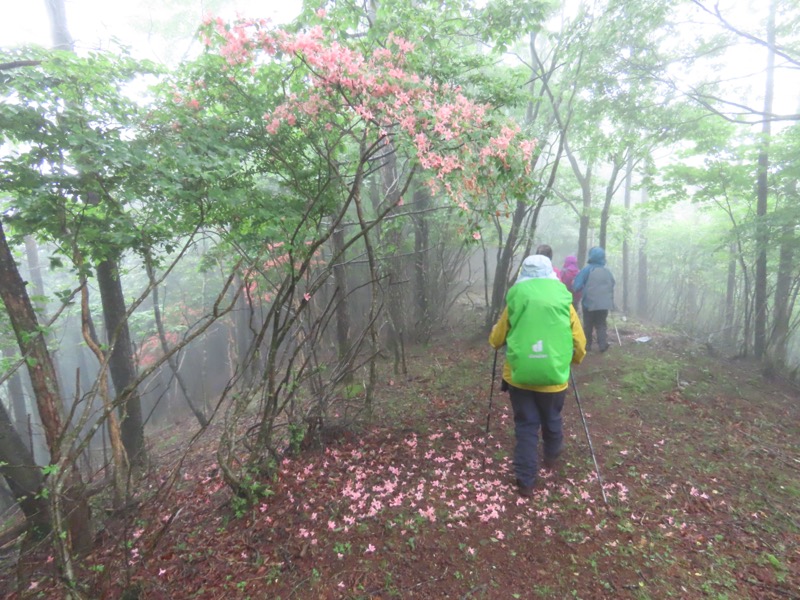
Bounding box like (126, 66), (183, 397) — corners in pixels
(156, 15), (539, 499)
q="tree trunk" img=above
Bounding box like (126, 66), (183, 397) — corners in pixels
(387, 267), (407, 376)
(767, 223), (794, 370)
(576, 165), (593, 266)
(232, 272), (256, 386)
(331, 217), (352, 370)
(724, 243), (737, 347)
(753, 0), (776, 359)
(412, 186), (430, 342)
(95, 259), (146, 466)
(0, 400), (50, 537)
(77, 262), (128, 506)
(0, 222), (63, 463)
(201, 248), (211, 413)
(622, 153), (633, 314)
(598, 157), (624, 251)
(737, 251), (752, 358)
(487, 198), (527, 329)
(354, 183), (379, 412)
(1, 345), (29, 446)
(24, 236), (66, 405)
(23, 236), (46, 313)
(637, 241), (648, 318)
(44, 0), (74, 50)
(0, 223), (92, 562)
(379, 142), (407, 375)
(686, 280), (697, 328)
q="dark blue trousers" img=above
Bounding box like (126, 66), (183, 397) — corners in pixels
(583, 308), (609, 351)
(508, 385), (566, 487)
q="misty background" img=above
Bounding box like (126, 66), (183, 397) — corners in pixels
(0, 0), (798, 584)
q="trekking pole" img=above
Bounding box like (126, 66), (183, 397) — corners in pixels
(481, 349), (500, 469)
(484, 348), (499, 435)
(614, 320), (622, 346)
(570, 371), (609, 505)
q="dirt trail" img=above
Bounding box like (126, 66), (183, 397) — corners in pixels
(4, 322), (799, 599)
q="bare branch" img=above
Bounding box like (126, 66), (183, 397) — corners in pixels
(0, 60), (41, 71)
(690, 0), (800, 68)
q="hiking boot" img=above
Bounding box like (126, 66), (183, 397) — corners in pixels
(543, 444), (564, 470)
(516, 478), (537, 498)
(599, 344), (610, 353)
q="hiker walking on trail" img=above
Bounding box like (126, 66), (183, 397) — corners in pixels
(559, 255), (581, 308)
(535, 244), (560, 278)
(489, 255), (586, 497)
(573, 246), (615, 353)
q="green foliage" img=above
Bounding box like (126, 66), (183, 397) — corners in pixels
(479, 0), (556, 51)
(230, 470), (274, 519)
(0, 46), (176, 265)
(41, 464), (59, 476)
(332, 541), (351, 556)
(300, 0), (547, 107)
(342, 382), (364, 399)
(287, 423), (305, 456)
(619, 355), (679, 396)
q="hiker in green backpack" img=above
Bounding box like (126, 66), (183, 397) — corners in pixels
(489, 254), (587, 497)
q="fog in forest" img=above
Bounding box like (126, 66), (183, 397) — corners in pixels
(1, 0), (799, 595)
(2, 192), (794, 491)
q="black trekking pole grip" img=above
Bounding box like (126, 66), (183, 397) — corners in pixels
(570, 371), (609, 505)
(484, 348), (499, 435)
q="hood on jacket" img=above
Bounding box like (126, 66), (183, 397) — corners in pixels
(516, 254), (560, 284)
(587, 247), (606, 267)
(563, 255), (579, 272)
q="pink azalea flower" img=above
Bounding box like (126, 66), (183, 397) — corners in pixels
(266, 118), (280, 134)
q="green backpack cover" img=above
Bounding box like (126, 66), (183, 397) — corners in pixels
(506, 278), (573, 386)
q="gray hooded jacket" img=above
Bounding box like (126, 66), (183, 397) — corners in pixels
(576, 247), (615, 311)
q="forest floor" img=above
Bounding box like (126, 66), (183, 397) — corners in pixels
(3, 314), (800, 599)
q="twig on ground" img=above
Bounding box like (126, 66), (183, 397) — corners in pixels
(461, 583), (488, 598)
